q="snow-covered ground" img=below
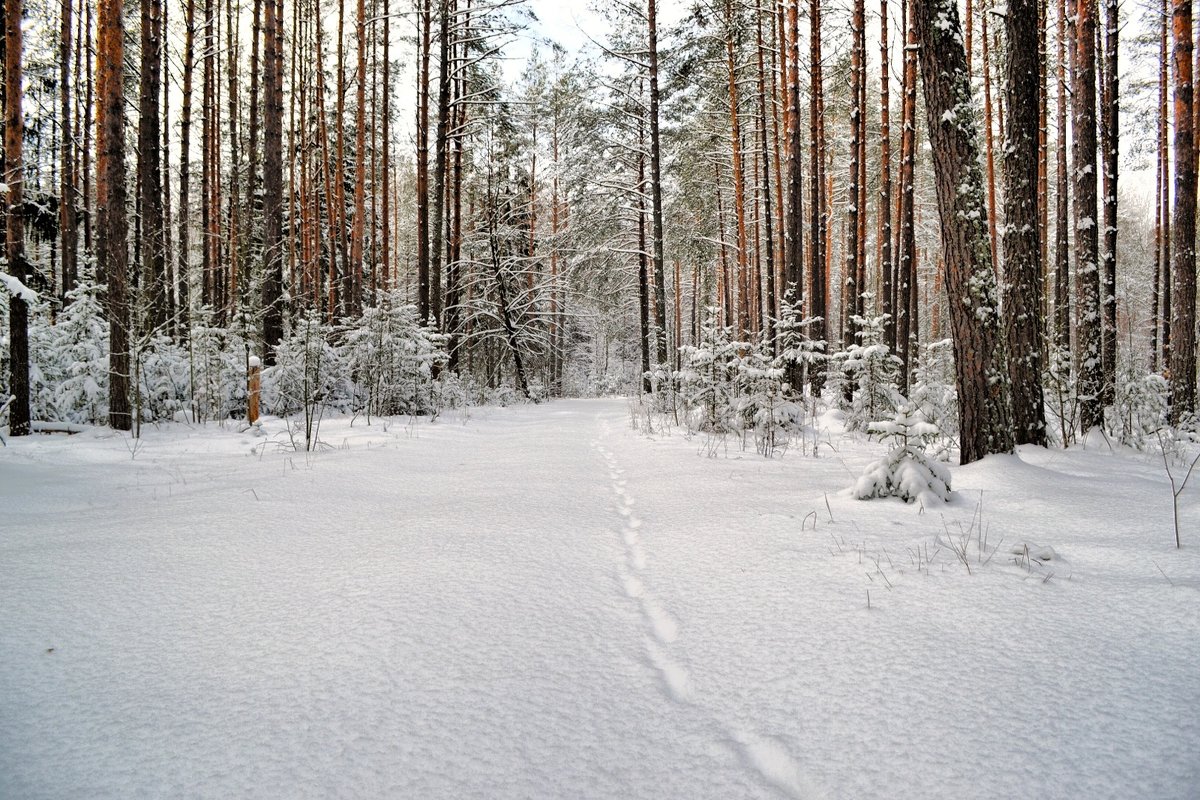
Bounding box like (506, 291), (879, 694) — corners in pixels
(2, 398), (1198, 799)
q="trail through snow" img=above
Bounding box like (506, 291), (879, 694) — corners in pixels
(2, 398), (1198, 799)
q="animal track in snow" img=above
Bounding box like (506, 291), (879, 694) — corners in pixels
(595, 415), (816, 799)
(735, 732), (818, 799)
(643, 598), (679, 644)
(646, 638), (693, 703)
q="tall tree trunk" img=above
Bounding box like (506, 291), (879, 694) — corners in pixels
(808, 0), (827, 389)
(201, 0), (216, 312)
(98, 0), (130, 430)
(139, 0), (167, 331)
(416, 0), (431, 323)
(846, 0), (864, 348)
(161, 0), (172, 314)
(82, 3), (94, 255)
(261, 0), (283, 359)
(981, 0), (999, 272)
(914, 0), (1015, 463)
(648, 0), (668, 366)
(4, 0), (29, 435)
(177, 0), (195, 333)
(430, 0), (452, 329)
(1072, 0), (1103, 431)
(1099, 0), (1117, 405)
(446, 0), (469, 372)
(755, 3), (777, 351)
(725, 0), (750, 338)
(1170, 0), (1197, 421)
(879, 0), (894, 351)
(785, 0), (803, 318)
(224, 0), (240, 316)
(60, 0), (78, 298)
(896, 0), (917, 389)
(638, 119), (651, 392)
(350, 0), (367, 313)
(1160, 0), (1172, 367)
(1004, 0), (1047, 445)
(1054, 0), (1071, 348)
(381, 5), (391, 294)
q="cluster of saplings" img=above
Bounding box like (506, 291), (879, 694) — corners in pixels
(635, 298), (1174, 502)
(0, 286), (536, 440)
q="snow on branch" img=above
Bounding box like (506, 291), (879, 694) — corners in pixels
(0, 271), (38, 303)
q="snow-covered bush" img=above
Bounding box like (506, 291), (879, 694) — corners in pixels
(839, 311), (901, 432)
(774, 301), (826, 399)
(1110, 363), (1168, 449)
(136, 334), (192, 423)
(264, 313), (347, 449)
(29, 284), (110, 424)
(187, 309), (256, 423)
(1045, 343), (1079, 446)
(734, 343), (800, 457)
(678, 309), (740, 433)
(854, 404), (952, 505)
(30, 290), (101, 423)
(340, 297), (445, 419)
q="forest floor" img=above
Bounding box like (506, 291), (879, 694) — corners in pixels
(2, 398), (1199, 799)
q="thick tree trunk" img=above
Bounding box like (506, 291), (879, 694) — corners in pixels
(429, 0), (452, 329)
(1072, 0), (1103, 431)
(138, 0), (167, 331)
(98, 0), (131, 430)
(350, 0), (367, 313)
(879, 0), (893, 352)
(846, 0), (864, 350)
(4, 0), (30, 436)
(808, 0), (827, 389)
(1170, 0), (1197, 421)
(1099, 0), (1117, 405)
(261, 0), (284, 360)
(785, 0), (803, 317)
(914, 0), (1015, 463)
(1160, 0), (1172, 367)
(1003, 0), (1047, 445)
(224, 0), (239, 315)
(1054, 0), (1071, 348)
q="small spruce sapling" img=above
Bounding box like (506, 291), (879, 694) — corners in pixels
(839, 307), (901, 431)
(677, 308), (740, 433)
(854, 404), (952, 505)
(909, 339), (958, 459)
(1110, 362), (1168, 449)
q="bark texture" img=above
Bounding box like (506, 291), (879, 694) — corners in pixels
(914, 0), (1015, 463)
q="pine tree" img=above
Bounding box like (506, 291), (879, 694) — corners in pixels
(1003, 0), (1047, 445)
(914, 0), (1015, 463)
(4, 0), (30, 435)
(97, 0), (131, 430)
(1072, 0), (1103, 431)
(1169, 0), (1197, 421)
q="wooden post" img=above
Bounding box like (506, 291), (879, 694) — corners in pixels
(247, 355), (262, 423)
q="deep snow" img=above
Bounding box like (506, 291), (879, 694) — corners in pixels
(2, 398), (1198, 799)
